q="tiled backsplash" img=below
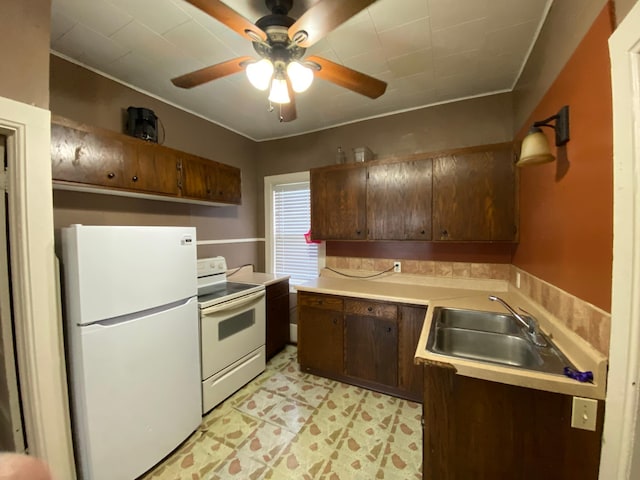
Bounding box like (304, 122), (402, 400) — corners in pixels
(326, 256), (510, 281)
(510, 266), (610, 356)
(325, 256), (610, 356)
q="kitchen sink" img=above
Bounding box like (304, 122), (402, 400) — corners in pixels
(426, 307), (575, 375)
(435, 307), (521, 334)
(431, 327), (543, 368)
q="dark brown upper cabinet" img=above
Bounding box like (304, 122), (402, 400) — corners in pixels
(367, 159), (433, 240)
(51, 116), (241, 206)
(126, 143), (180, 195)
(432, 145), (516, 241)
(310, 142), (517, 242)
(51, 122), (130, 189)
(311, 163), (367, 240)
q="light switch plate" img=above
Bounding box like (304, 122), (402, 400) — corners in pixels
(571, 396), (598, 431)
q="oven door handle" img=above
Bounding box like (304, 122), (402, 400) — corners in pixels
(201, 290), (265, 315)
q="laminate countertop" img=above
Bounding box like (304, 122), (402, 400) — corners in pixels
(228, 271), (290, 287)
(296, 271), (607, 400)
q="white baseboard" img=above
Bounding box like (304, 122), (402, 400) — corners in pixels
(289, 324), (298, 344)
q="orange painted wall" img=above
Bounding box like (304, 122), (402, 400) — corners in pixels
(513, 5), (614, 312)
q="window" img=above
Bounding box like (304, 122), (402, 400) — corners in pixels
(265, 172), (319, 285)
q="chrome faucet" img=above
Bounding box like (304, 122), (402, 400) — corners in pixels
(488, 295), (547, 347)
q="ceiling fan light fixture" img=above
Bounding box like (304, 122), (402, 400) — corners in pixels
(268, 77), (290, 104)
(287, 61), (314, 93)
(246, 58), (274, 91)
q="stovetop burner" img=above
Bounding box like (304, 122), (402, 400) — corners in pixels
(197, 281), (259, 305)
(196, 257), (264, 309)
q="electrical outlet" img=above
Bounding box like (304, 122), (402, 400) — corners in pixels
(393, 261), (401, 273)
(571, 396), (598, 431)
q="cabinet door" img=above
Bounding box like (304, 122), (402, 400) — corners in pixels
(179, 154), (215, 200)
(125, 144), (179, 195)
(212, 162), (241, 204)
(266, 280), (290, 360)
(51, 123), (129, 188)
(423, 365), (604, 480)
(297, 294), (344, 375)
(367, 159), (432, 240)
(432, 146), (517, 241)
(311, 165), (366, 240)
(398, 305), (427, 400)
(344, 299), (398, 387)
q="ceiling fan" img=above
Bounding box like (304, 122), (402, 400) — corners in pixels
(171, 0), (388, 122)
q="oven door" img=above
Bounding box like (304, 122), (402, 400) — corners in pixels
(200, 289), (266, 380)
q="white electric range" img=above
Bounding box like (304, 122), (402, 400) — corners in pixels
(197, 256), (266, 414)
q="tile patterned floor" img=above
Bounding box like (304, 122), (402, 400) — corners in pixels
(140, 345), (422, 479)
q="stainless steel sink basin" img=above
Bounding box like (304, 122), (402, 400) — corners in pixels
(431, 327), (543, 368)
(435, 307), (521, 334)
(426, 307), (575, 375)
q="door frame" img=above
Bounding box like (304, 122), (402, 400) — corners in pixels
(0, 95), (75, 478)
(601, 3), (640, 478)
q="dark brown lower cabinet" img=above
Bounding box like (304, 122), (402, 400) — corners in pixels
(297, 294), (344, 376)
(423, 363), (604, 480)
(398, 305), (426, 399)
(345, 313), (398, 387)
(297, 292), (426, 401)
(265, 279), (290, 360)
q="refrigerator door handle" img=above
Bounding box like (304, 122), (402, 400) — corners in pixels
(92, 297), (197, 327)
(201, 290), (265, 316)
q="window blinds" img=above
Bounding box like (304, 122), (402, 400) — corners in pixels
(273, 181), (318, 284)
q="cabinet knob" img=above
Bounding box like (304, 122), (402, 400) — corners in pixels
(356, 230), (361, 235)
(332, 318), (337, 325)
(107, 172), (115, 179)
(386, 326), (392, 333)
(441, 229), (448, 238)
(367, 306), (373, 312)
(421, 230), (426, 235)
(132, 175), (138, 182)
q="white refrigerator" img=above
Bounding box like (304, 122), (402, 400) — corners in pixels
(61, 225), (202, 480)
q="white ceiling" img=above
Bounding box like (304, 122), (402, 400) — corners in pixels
(50, 0), (552, 141)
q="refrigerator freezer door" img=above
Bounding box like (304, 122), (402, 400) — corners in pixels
(69, 297), (201, 480)
(61, 225), (197, 326)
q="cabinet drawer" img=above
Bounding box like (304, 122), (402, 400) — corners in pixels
(267, 279), (289, 300)
(298, 293), (343, 311)
(344, 299), (397, 319)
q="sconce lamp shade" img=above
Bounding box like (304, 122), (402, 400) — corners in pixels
(517, 105), (570, 167)
(517, 127), (555, 166)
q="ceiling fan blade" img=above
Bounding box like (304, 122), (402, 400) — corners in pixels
(289, 0), (377, 48)
(279, 78), (297, 122)
(183, 0), (267, 42)
(171, 56), (252, 89)
(306, 55), (387, 99)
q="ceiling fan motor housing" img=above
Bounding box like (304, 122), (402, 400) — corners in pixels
(265, 0), (293, 15)
(254, 10), (306, 64)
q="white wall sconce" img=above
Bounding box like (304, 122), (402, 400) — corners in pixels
(517, 105), (570, 166)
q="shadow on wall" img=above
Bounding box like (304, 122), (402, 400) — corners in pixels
(556, 146), (570, 181)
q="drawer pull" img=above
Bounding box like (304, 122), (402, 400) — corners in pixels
(367, 306), (373, 312)
(107, 172), (115, 179)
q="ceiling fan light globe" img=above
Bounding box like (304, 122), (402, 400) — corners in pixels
(287, 61), (314, 92)
(246, 59), (274, 91)
(268, 78), (291, 104)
